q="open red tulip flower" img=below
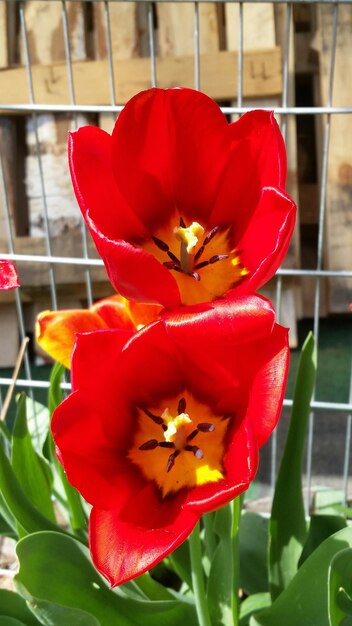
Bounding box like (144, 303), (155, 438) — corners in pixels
(0, 259), (19, 290)
(69, 88), (296, 309)
(36, 295), (161, 368)
(52, 294), (289, 587)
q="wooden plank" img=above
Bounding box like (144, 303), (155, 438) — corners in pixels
(316, 4), (352, 312)
(19, 1), (87, 238)
(0, 48), (282, 107)
(157, 3), (221, 57)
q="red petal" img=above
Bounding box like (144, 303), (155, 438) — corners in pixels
(245, 324), (289, 446)
(91, 295), (135, 331)
(91, 230), (181, 308)
(0, 260), (19, 290)
(68, 127), (147, 241)
(71, 328), (133, 393)
(234, 187), (296, 294)
(51, 390), (144, 508)
(111, 88), (230, 229)
(209, 110), (287, 232)
(184, 418), (259, 513)
(90, 484), (199, 586)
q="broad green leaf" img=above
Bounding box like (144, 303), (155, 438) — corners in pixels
(169, 539), (192, 589)
(48, 362), (65, 417)
(252, 527), (352, 626)
(11, 394), (55, 523)
(207, 500), (241, 626)
(269, 332), (316, 599)
(0, 618), (29, 626)
(239, 512), (269, 594)
(16, 531), (198, 626)
(0, 491), (17, 536)
(239, 593), (271, 626)
(0, 589), (42, 625)
(0, 438), (62, 536)
(329, 548), (352, 626)
(23, 600), (101, 626)
(25, 397), (50, 456)
(299, 515), (347, 566)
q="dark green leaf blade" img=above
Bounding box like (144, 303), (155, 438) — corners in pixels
(239, 512), (269, 594)
(269, 332), (316, 599)
(252, 527), (352, 626)
(329, 547), (352, 626)
(299, 514), (347, 566)
(0, 589), (42, 626)
(11, 394), (55, 523)
(15, 531), (198, 626)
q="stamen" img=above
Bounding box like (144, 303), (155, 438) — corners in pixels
(187, 429), (199, 442)
(139, 439), (158, 450)
(179, 217), (186, 228)
(209, 254), (229, 264)
(190, 271), (201, 281)
(194, 245), (204, 263)
(178, 397), (186, 413)
(203, 225), (220, 246)
(143, 408), (164, 426)
(194, 260), (210, 270)
(197, 423), (216, 432)
(163, 261), (178, 270)
(152, 236), (169, 252)
(167, 251), (180, 265)
(185, 444), (204, 459)
(158, 441), (176, 449)
(166, 449), (180, 472)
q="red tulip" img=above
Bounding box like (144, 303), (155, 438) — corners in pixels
(69, 88), (296, 309)
(0, 259), (19, 290)
(52, 294), (289, 586)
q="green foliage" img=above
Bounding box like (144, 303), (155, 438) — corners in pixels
(269, 332), (316, 599)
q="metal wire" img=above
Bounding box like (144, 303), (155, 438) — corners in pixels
(0, 0), (351, 505)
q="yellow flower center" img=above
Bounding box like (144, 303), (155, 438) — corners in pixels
(141, 213), (249, 305)
(128, 391), (231, 497)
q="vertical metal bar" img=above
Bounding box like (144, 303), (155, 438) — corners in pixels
(237, 1), (244, 109)
(342, 362), (352, 505)
(194, 2), (200, 90)
(148, 2), (157, 88)
(19, 2), (58, 310)
(104, 0), (117, 106)
(306, 2), (339, 510)
(61, 0), (93, 306)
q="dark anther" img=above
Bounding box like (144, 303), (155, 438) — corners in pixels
(152, 236), (169, 252)
(203, 226), (220, 246)
(179, 217), (186, 228)
(209, 254), (228, 264)
(197, 423), (215, 432)
(190, 272), (201, 281)
(143, 408), (164, 425)
(139, 439), (158, 451)
(187, 429), (199, 442)
(194, 260), (210, 270)
(166, 450), (180, 473)
(167, 250), (180, 265)
(158, 441), (175, 449)
(178, 397), (186, 413)
(185, 445), (204, 459)
(163, 261), (178, 270)
(194, 245), (204, 263)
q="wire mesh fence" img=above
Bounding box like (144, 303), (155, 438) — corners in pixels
(0, 0), (351, 509)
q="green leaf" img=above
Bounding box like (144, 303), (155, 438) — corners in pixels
(0, 589), (42, 625)
(329, 548), (352, 626)
(169, 539), (192, 589)
(11, 394), (55, 523)
(251, 527), (352, 626)
(16, 531), (198, 626)
(269, 332), (316, 599)
(0, 618), (30, 626)
(0, 491), (17, 537)
(25, 397), (50, 456)
(239, 593), (271, 626)
(299, 515), (347, 566)
(48, 362), (65, 417)
(0, 436), (61, 536)
(239, 512), (269, 594)
(207, 501), (239, 626)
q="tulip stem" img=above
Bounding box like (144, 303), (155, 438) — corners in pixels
(231, 496), (242, 626)
(189, 521), (212, 626)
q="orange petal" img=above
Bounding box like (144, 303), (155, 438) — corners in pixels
(36, 309), (108, 368)
(125, 300), (162, 329)
(91, 295), (135, 331)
